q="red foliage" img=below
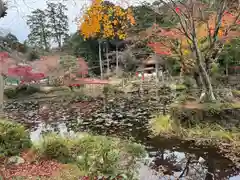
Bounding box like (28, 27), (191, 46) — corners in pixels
(8, 66), (32, 77)
(223, 11), (233, 17)
(0, 52), (46, 83)
(148, 42), (172, 55)
(0, 52), (10, 74)
(0, 52), (9, 61)
(77, 57), (89, 76)
(147, 5), (240, 57)
(0, 52), (45, 83)
(8, 65), (46, 83)
(175, 7), (181, 14)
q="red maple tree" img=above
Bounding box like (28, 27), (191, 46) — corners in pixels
(8, 65), (45, 84)
(0, 52), (46, 84)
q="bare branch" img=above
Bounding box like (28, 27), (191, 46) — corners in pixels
(206, 2), (240, 61)
(212, 0), (227, 45)
(159, 0), (192, 41)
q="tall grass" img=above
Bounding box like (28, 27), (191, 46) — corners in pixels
(150, 115), (240, 142)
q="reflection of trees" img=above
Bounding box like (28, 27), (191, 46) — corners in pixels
(149, 150), (181, 176)
(148, 150), (239, 180)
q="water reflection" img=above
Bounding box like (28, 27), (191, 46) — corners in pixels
(30, 122), (240, 180)
(30, 122), (75, 142)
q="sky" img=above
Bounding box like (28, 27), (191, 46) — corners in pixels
(0, 0), (154, 43)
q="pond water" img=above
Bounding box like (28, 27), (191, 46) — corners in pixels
(3, 97), (240, 179)
(30, 121), (240, 180)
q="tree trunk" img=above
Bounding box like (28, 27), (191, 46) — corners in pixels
(58, 39), (62, 50)
(199, 61), (216, 101)
(225, 60), (228, 76)
(193, 39), (216, 101)
(155, 61), (159, 99)
(41, 23), (49, 51)
(57, 35), (62, 50)
(0, 74), (4, 114)
(193, 71), (202, 89)
(106, 44), (110, 75)
(205, 57), (211, 74)
(116, 46), (119, 76)
(98, 41), (103, 79)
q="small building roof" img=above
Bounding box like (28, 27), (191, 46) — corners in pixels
(143, 54), (164, 65)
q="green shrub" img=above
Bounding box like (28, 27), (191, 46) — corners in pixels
(0, 120), (32, 157)
(4, 85), (40, 99)
(73, 135), (146, 177)
(183, 76), (195, 89)
(37, 134), (71, 163)
(27, 50), (40, 61)
(175, 84), (187, 91)
(36, 133), (146, 178)
(25, 85), (40, 94)
(16, 85), (39, 95)
(4, 88), (18, 98)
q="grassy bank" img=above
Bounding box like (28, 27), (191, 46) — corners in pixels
(150, 115), (240, 143)
(149, 114), (240, 166)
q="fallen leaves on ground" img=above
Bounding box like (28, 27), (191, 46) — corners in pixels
(3, 160), (63, 179)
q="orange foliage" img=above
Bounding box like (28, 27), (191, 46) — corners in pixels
(79, 0), (135, 40)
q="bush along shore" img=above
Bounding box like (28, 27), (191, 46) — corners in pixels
(0, 119), (146, 179)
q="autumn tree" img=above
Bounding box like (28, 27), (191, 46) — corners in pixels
(79, 0), (135, 78)
(46, 2), (69, 49)
(7, 65), (45, 84)
(148, 0), (240, 101)
(27, 9), (51, 51)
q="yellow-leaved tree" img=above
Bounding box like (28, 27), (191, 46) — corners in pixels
(79, 0), (135, 78)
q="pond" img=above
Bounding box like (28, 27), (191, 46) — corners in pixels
(3, 97), (240, 180)
(30, 121), (240, 180)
